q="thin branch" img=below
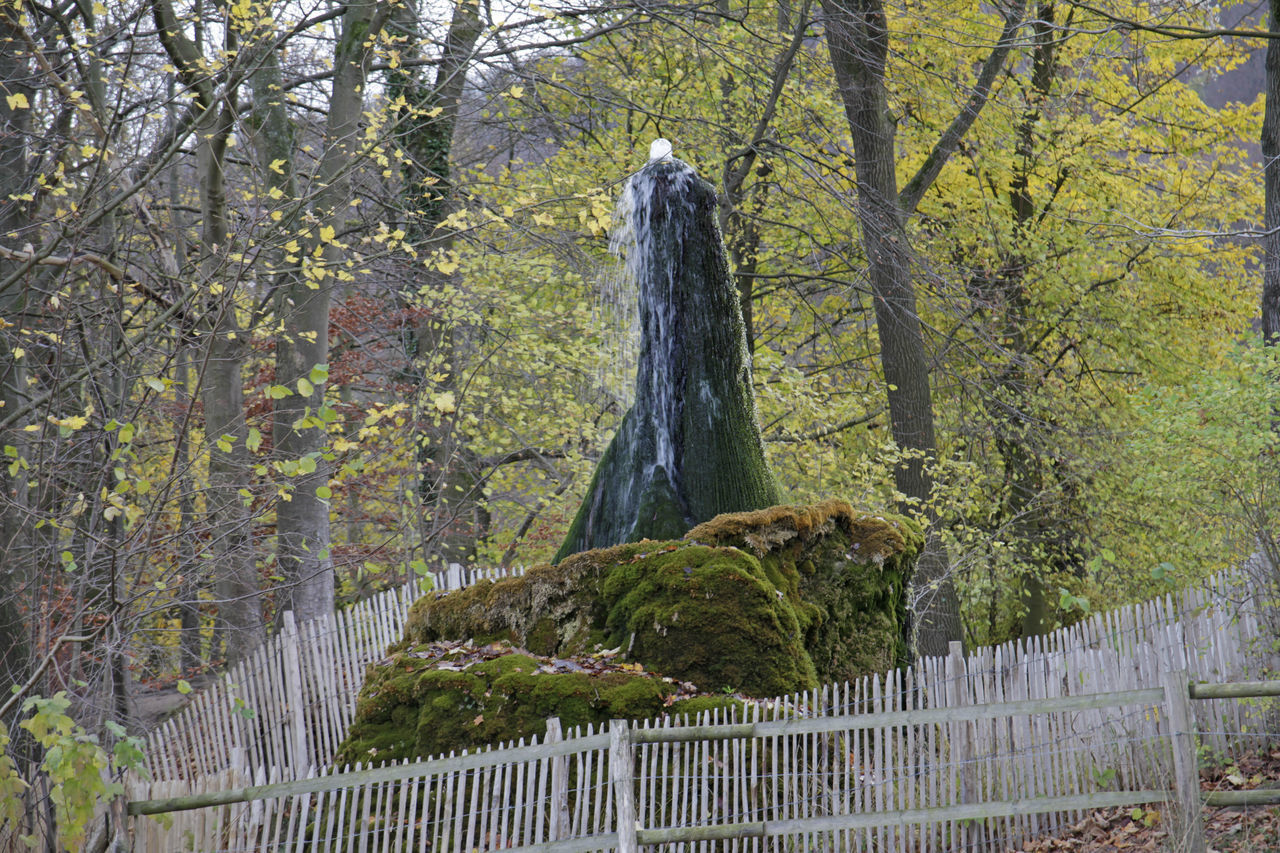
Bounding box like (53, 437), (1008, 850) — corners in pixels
(0, 634), (94, 720)
(766, 408), (884, 443)
(899, 0), (1027, 214)
(722, 0), (814, 200)
(0, 242), (126, 279)
(1068, 1), (1280, 41)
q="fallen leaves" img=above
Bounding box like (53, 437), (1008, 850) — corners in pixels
(374, 638), (704, 698)
(1011, 749), (1280, 853)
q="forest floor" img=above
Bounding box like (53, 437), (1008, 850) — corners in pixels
(1012, 749), (1280, 852)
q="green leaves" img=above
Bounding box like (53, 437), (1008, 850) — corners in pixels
(16, 693), (140, 852)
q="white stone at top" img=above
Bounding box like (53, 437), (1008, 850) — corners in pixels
(648, 138), (673, 163)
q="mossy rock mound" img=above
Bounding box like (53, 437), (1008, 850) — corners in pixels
(688, 499), (921, 681)
(399, 500), (921, 695)
(335, 640), (740, 765)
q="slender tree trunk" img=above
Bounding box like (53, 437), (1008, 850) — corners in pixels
(274, 1), (389, 622)
(198, 108), (264, 667)
(822, 0), (960, 654)
(0, 6), (32, 701)
(1005, 3), (1057, 637)
(391, 0), (483, 570)
(717, 0), (811, 356)
(1264, 0), (1280, 346)
(154, 0), (264, 666)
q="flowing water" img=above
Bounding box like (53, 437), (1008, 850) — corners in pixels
(599, 161), (697, 480)
(556, 154), (777, 560)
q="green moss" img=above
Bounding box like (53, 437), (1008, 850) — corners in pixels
(344, 500), (922, 761)
(526, 616), (559, 656)
(336, 644), (706, 764)
(600, 544), (816, 696)
(688, 501), (923, 677)
(398, 547), (636, 651)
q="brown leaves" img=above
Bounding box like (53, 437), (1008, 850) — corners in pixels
(376, 638), (701, 694)
(1011, 749), (1280, 853)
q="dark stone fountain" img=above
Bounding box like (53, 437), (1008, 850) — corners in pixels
(554, 156), (780, 561)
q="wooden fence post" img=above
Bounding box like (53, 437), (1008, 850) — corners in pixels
(546, 717), (570, 840)
(1161, 669), (1206, 853)
(611, 719), (638, 853)
(280, 610), (309, 776)
(947, 640), (973, 850)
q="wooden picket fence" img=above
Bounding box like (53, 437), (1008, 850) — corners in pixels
(1, 564), (1270, 852)
(145, 564), (524, 781)
(141, 567), (1270, 788)
(117, 567), (1280, 852)
(121, 663), (1244, 852)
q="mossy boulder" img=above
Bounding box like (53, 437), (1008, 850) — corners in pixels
(399, 500), (920, 692)
(341, 500), (920, 762)
(686, 500), (920, 681)
(599, 542), (816, 695)
(335, 640), (740, 764)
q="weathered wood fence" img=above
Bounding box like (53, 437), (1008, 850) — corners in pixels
(5, 566), (1274, 852)
(141, 568), (1270, 788)
(119, 563), (1280, 852)
(124, 668), (1268, 852)
(146, 564), (524, 781)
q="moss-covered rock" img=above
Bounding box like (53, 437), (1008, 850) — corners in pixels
(398, 542), (644, 656)
(687, 499), (922, 680)
(400, 501), (920, 692)
(335, 640), (740, 764)
(598, 543), (816, 695)
(342, 500), (921, 762)
(401, 540), (813, 696)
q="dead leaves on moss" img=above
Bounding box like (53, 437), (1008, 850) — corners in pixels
(684, 499), (917, 564)
(378, 638), (705, 696)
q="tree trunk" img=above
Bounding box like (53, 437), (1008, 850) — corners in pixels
(274, 1), (389, 622)
(198, 111), (264, 667)
(390, 0), (484, 570)
(1264, 0), (1280, 346)
(821, 0), (960, 654)
(154, 0), (264, 666)
(0, 6), (32, 700)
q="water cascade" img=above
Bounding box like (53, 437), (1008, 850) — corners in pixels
(554, 151), (781, 561)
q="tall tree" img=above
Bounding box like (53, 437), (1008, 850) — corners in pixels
(820, 0), (1023, 652)
(1266, 0), (1280, 349)
(154, 0), (266, 665)
(391, 0), (486, 571)
(0, 4), (33, 699)
(273, 1), (391, 622)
